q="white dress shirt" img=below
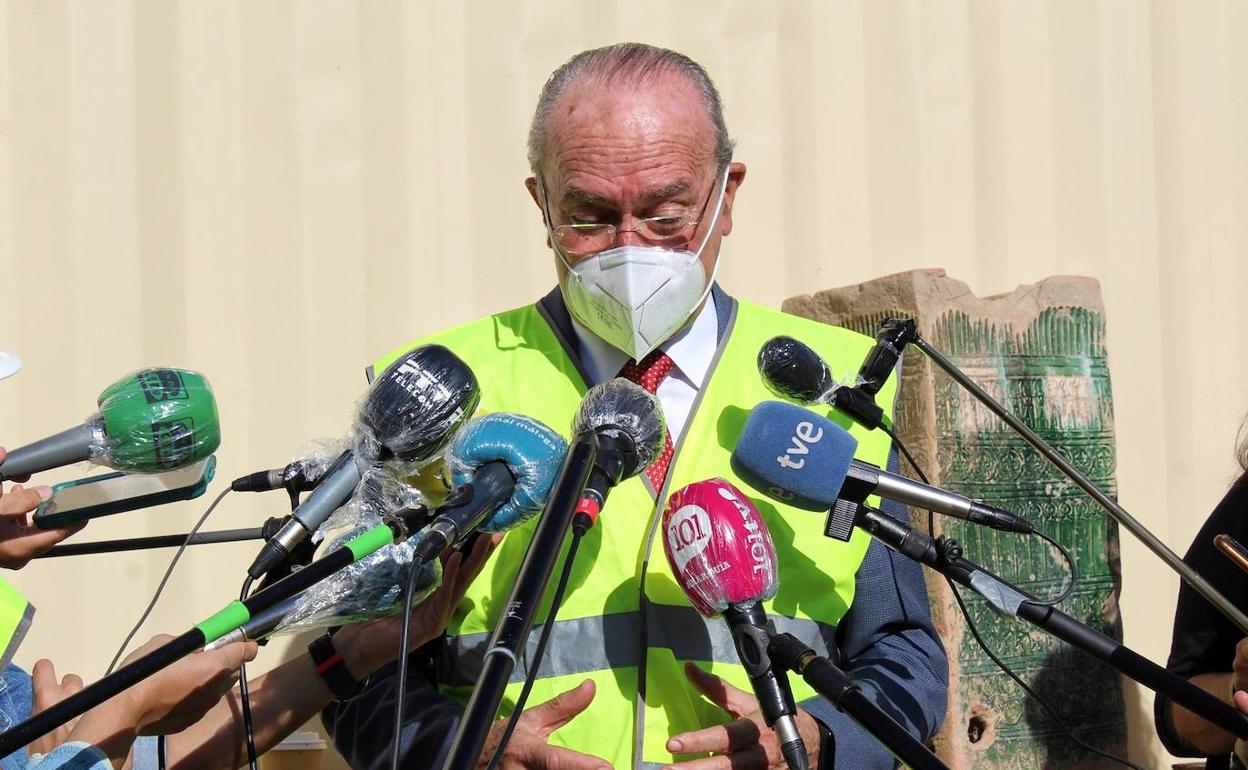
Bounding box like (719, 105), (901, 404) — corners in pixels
(569, 299), (718, 444)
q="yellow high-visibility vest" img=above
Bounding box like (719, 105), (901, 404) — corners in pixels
(373, 298), (896, 768)
(0, 577), (32, 670)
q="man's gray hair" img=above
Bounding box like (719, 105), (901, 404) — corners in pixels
(527, 43), (735, 176)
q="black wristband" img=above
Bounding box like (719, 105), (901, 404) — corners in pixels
(308, 632), (367, 701)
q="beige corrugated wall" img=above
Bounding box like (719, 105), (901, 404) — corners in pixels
(1, 1), (1245, 766)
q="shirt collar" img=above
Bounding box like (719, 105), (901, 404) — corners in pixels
(570, 297), (719, 389)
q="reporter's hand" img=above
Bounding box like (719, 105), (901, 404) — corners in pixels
(1233, 689), (1248, 766)
(29, 659), (84, 756)
(0, 448), (85, 569)
(119, 635), (259, 736)
(479, 680), (611, 770)
(335, 533), (500, 678)
(60, 636), (256, 769)
(664, 663), (819, 770)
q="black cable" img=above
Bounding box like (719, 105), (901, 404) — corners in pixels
(882, 427), (1140, 770)
(107, 487), (232, 675)
(390, 551), (427, 770)
(948, 580), (1145, 770)
(881, 423), (1076, 604)
(238, 575), (259, 770)
(1032, 527), (1077, 606)
(484, 530), (585, 770)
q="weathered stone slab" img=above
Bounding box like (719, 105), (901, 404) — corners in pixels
(784, 268), (1126, 769)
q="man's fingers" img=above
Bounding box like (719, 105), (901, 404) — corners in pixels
(683, 662), (754, 719)
(218, 640), (259, 668)
(31, 659), (57, 706)
(61, 673), (84, 692)
(667, 719), (761, 756)
(523, 679), (596, 737)
(0, 485), (48, 522)
(533, 743), (613, 770)
(1235, 689), (1248, 714)
(662, 745), (769, 770)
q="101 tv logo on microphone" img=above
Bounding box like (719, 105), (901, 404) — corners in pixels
(662, 478), (778, 617)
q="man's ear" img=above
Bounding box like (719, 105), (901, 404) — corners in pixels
(719, 162), (747, 238)
(525, 177), (542, 212)
(526, 177), (553, 249)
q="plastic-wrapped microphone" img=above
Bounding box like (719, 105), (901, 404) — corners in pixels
(662, 478), (808, 770)
(0, 368), (220, 481)
(247, 345), (480, 579)
(441, 380), (664, 770)
(411, 412), (567, 564)
(570, 377), (666, 530)
(756, 335), (882, 431)
(249, 412), (567, 636)
(730, 400), (1034, 535)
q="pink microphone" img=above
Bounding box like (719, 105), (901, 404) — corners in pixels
(662, 478), (809, 770)
(663, 478), (778, 616)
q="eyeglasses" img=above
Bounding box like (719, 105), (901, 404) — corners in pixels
(543, 171), (722, 258)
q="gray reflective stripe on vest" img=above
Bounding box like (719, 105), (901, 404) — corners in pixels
(441, 606), (835, 688)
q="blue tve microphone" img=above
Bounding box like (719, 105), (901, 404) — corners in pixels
(731, 401), (1033, 535)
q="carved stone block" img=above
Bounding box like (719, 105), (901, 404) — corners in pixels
(784, 268), (1126, 769)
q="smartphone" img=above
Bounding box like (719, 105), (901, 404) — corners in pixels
(32, 457), (217, 528)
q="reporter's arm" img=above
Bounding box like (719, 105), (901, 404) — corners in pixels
(168, 536), (497, 770)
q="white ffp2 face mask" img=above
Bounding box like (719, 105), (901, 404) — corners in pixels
(554, 170), (730, 361)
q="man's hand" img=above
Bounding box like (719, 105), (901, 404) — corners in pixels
(0, 448), (85, 569)
(479, 680), (611, 770)
(335, 533), (500, 678)
(664, 662), (819, 770)
(29, 659), (84, 756)
(113, 635), (258, 736)
(1233, 638), (1248, 697)
(1233, 689), (1248, 766)
(53, 636), (256, 769)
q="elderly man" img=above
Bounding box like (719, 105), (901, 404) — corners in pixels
(322, 43), (947, 770)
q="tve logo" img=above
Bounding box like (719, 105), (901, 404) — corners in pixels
(776, 420), (824, 469)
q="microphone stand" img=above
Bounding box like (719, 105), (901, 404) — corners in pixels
(36, 518), (286, 558)
(899, 324), (1248, 635)
(768, 632), (951, 770)
(0, 505), (430, 757)
(830, 498), (1248, 741)
(441, 436), (597, 770)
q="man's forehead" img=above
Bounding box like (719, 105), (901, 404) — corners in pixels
(560, 179), (695, 207)
(540, 73), (717, 185)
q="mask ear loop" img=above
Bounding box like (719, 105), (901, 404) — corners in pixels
(687, 165), (732, 309)
(537, 179), (583, 282)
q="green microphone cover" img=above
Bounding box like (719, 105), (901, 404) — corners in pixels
(97, 368), (221, 472)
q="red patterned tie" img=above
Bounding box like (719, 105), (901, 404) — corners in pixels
(617, 350), (677, 490)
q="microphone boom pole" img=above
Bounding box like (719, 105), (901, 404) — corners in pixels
(848, 503), (1248, 741)
(768, 632), (951, 770)
(442, 437), (596, 770)
(0, 513), (424, 757)
(907, 333), (1248, 636)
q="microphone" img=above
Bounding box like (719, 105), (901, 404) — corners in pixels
(0, 368), (220, 481)
(217, 406), (570, 644)
(757, 321), (916, 432)
(662, 478), (808, 770)
(730, 401), (1034, 535)
(247, 345), (480, 579)
(570, 377), (666, 529)
(411, 412), (567, 564)
(441, 379), (664, 770)
(230, 456), (333, 494)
